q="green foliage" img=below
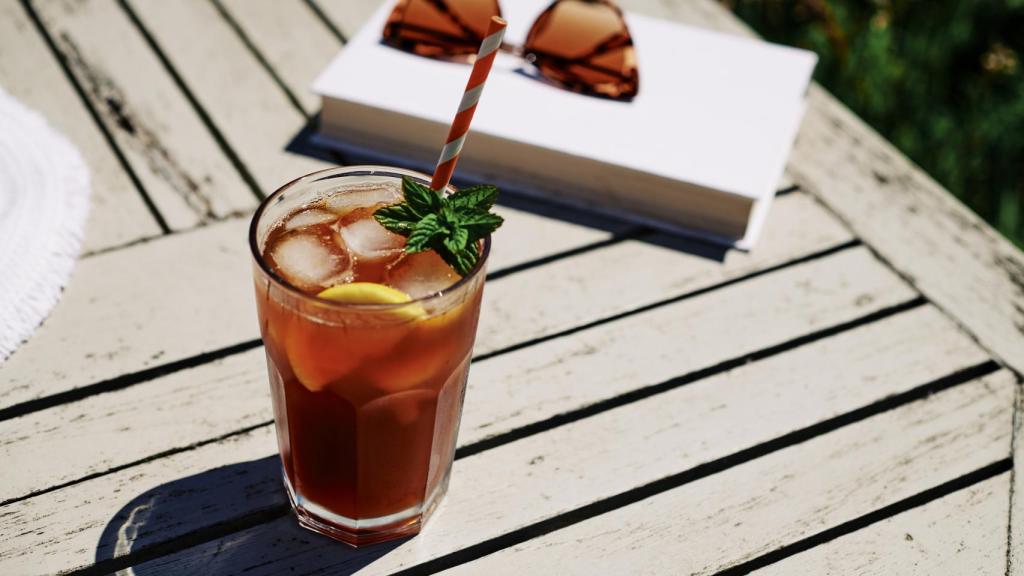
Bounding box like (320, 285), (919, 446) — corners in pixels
(729, 0), (1024, 247)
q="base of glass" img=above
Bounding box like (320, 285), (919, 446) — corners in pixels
(282, 469), (450, 547)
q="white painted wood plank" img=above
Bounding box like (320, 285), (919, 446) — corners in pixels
(125, 358), (1014, 576)
(0, 192), (847, 410)
(218, 0), (341, 116)
(0, 203), (614, 409)
(460, 246), (920, 447)
(0, 218), (253, 411)
(124, 0), (327, 195)
(0, 0), (160, 253)
(1011, 385), (1024, 576)
(752, 473), (1010, 576)
(29, 0), (257, 230)
(476, 192), (850, 355)
(0, 304), (980, 574)
(0, 425), (281, 576)
(312, 0), (382, 40)
(442, 372), (1015, 576)
(791, 84), (1024, 378)
(633, 0), (1024, 564)
(0, 246), (917, 505)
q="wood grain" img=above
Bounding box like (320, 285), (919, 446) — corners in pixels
(752, 473), (1010, 576)
(442, 372), (1015, 576)
(0, 0), (160, 252)
(0, 192), (846, 411)
(123, 0), (326, 195)
(0, 245), (915, 505)
(125, 339), (1009, 576)
(790, 84), (1024, 377)
(0, 426), (280, 576)
(1011, 383), (1024, 576)
(0, 247), (938, 574)
(638, 0), (1024, 412)
(28, 0), (257, 229)
(674, 1), (1024, 559)
(218, 0), (341, 116)
(474, 192), (850, 356)
(310, 0), (381, 41)
(0, 203), (613, 410)
(0, 218), (255, 411)
(460, 246), (920, 447)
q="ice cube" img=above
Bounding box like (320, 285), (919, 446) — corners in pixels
(384, 251), (460, 299)
(284, 208), (337, 231)
(324, 184), (401, 216)
(337, 214), (406, 263)
(270, 233), (352, 291)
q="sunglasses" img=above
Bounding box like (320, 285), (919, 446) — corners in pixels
(382, 0), (639, 100)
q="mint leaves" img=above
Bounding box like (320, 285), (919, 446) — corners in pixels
(374, 177), (503, 276)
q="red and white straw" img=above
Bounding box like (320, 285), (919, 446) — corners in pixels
(430, 16), (507, 192)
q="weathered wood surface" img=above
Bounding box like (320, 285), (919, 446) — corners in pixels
(310, 0), (380, 41)
(679, 0), (1024, 562)
(27, 0), (258, 230)
(1011, 385), (1024, 576)
(443, 372), (1014, 576)
(0, 0), (160, 253)
(1, 0), (1021, 573)
(752, 473), (1011, 575)
(217, 0), (341, 117)
(124, 0), (326, 194)
(459, 246), (917, 446)
(0, 245), (911, 504)
(791, 84), (1024, 378)
(0, 191), (844, 411)
(0, 200), (617, 409)
(0, 250), (942, 569)
(130, 370), (1014, 575)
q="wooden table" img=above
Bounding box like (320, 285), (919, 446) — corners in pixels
(3, 1), (1024, 574)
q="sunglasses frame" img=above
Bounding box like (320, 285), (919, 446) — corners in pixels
(383, 0), (639, 99)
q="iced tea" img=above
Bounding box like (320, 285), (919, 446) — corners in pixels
(249, 166), (488, 545)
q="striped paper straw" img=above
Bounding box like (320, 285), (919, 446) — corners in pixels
(430, 16), (508, 192)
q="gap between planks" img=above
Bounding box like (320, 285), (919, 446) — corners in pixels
(0, 254), (968, 574)
(435, 372), (1015, 576)
(749, 471), (1012, 576)
(1, 0), (167, 247)
(25, 0), (260, 228)
(110, 354), (1012, 575)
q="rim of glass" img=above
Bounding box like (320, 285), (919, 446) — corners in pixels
(249, 165), (491, 311)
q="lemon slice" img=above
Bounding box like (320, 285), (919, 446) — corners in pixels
(317, 282), (425, 319)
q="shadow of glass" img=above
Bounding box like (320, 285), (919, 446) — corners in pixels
(94, 456), (405, 575)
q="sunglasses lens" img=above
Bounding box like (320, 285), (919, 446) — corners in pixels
(524, 0), (639, 98)
(384, 0), (502, 57)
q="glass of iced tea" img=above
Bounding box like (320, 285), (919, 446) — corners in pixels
(249, 166), (488, 546)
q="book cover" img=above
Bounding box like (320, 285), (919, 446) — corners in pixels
(313, 0), (816, 249)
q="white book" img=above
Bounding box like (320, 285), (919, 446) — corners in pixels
(313, 0), (816, 249)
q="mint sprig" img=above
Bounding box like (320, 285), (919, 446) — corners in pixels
(374, 177), (503, 276)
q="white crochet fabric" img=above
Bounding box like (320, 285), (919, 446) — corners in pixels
(0, 89), (91, 360)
